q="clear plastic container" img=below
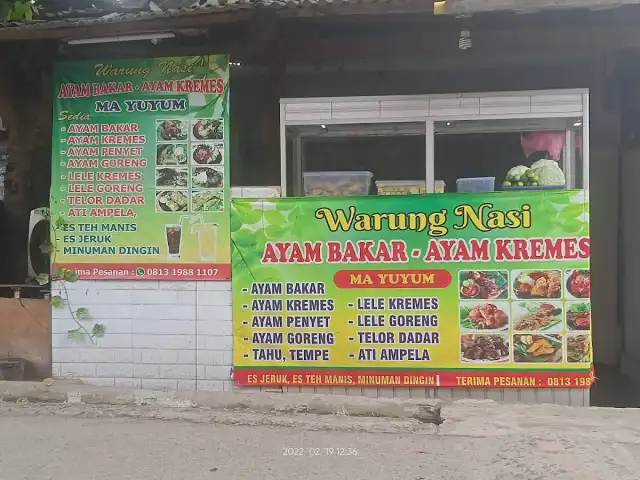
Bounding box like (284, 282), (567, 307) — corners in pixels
(303, 171), (373, 196)
(376, 180), (446, 195)
(456, 177), (495, 193)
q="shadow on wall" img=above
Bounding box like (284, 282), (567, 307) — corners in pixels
(0, 297), (51, 380)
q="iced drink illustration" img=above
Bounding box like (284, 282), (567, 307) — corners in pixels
(165, 225), (182, 259)
(192, 223), (218, 261)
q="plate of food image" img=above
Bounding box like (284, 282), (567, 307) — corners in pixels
(459, 270), (509, 300)
(156, 144), (188, 166)
(513, 270), (562, 299)
(460, 334), (510, 363)
(459, 303), (509, 331)
(567, 334), (591, 363)
(566, 302), (591, 331)
(157, 120), (188, 141)
(192, 119), (223, 140)
(512, 302), (563, 332)
(192, 143), (223, 165)
(566, 269), (590, 299)
(513, 334), (562, 363)
(156, 190), (188, 212)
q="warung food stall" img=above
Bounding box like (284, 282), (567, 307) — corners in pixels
(230, 89), (591, 398)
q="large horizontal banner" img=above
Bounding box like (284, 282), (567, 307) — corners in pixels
(232, 190), (593, 388)
(51, 56), (230, 280)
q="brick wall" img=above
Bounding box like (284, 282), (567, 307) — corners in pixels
(51, 279), (590, 405)
(52, 280), (234, 391)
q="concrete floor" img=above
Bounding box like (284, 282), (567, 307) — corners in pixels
(1, 402), (640, 480)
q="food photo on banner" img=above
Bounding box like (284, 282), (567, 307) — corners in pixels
(50, 56), (231, 280)
(231, 190), (593, 388)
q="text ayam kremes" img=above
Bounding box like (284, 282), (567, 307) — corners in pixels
(259, 238), (590, 264)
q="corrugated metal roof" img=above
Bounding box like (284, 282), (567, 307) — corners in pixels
(1, 0), (388, 31)
(438, 0), (640, 14)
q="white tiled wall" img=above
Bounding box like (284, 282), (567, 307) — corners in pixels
(52, 280), (590, 405)
(52, 280), (234, 392)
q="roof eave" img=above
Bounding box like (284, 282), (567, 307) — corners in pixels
(436, 0), (640, 15)
(0, 0), (436, 43)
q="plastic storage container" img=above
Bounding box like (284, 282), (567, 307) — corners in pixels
(376, 180), (446, 195)
(456, 177), (495, 193)
(303, 171), (373, 196)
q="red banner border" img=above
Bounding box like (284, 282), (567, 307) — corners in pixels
(234, 368), (595, 389)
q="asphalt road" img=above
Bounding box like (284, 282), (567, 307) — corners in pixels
(1, 403), (639, 480)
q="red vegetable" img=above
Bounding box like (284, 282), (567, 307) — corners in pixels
(570, 270), (590, 297)
(575, 316), (590, 327)
(461, 284), (480, 298)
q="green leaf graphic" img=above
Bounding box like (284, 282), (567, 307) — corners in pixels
(253, 229), (268, 252)
(265, 225), (285, 240)
(216, 56), (229, 72)
(291, 221), (306, 240)
(560, 203), (585, 220)
(252, 267), (282, 282)
(287, 205), (302, 225)
(549, 193), (571, 205)
(232, 249), (251, 276)
(233, 229), (258, 250)
(264, 210), (286, 226)
(230, 210), (244, 232)
(221, 88), (230, 120)
(195, 93), (222, 118)
(275, 201), (291, 212)
(562, 218), (585, 234)
(234, 204), (262, 225)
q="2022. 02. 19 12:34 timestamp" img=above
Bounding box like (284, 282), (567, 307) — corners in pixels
(282, 447), (358, 457)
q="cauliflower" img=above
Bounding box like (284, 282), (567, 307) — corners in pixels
(506, 165), (529, 181)
(531, 159), (566, 186)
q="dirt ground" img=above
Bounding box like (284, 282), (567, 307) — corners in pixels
(0, 401), (639, 480)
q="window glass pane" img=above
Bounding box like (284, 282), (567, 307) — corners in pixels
(434, 118), (584, 191)
(285, 123), (426, 197)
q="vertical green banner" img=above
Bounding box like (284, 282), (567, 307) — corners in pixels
(51, 56), (230, 280)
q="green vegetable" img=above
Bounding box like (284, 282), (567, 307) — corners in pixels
(531, 159), (566, 186)
(506, 165), (529, 180)
(570, 303), (590, 313)
(519, 302), (536, 312)
(517, 181), (524, 187)
(460, 318), (473, 329)
(503, 181), (511, 187)
(494, 272), (508, 289)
